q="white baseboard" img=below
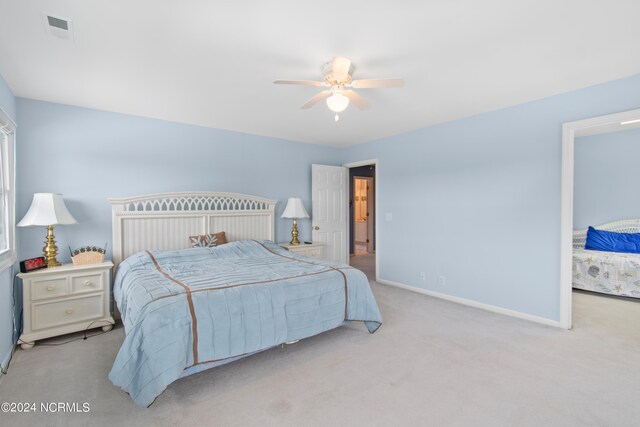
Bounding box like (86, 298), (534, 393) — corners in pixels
(377, 278), (563, 328)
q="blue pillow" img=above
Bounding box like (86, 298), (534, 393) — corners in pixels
(585, 226), (640, 254)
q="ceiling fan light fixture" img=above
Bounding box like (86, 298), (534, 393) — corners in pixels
(274, 56), (404, 117)
(326, 92), (349, 113)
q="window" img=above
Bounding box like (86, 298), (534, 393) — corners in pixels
(0, 109), (15, 271)
(0, 132), (6, 252)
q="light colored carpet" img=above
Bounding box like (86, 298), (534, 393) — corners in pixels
(350, 252), (375, 280)
(1, 260), (639, 426)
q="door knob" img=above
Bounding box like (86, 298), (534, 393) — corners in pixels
(314, 226), (320, 230)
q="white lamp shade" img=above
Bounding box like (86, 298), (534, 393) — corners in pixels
(17, 193), (78, 227)
(281, 198), (309, 219)
(326, 92), (350, 113)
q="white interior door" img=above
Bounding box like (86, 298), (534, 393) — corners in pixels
(312, 164), (348, 263)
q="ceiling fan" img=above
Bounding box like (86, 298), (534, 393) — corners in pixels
(274, 56), (404, 121)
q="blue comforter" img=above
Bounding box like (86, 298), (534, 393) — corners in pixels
(109, 240), (382, 406)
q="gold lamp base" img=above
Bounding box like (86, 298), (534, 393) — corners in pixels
(289, 217), (300, 245)
(43, 225), (61, 268)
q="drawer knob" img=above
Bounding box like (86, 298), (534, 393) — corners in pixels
(47, 285), (55, 291)
(65, 309), (74, 315)
(83, 280), (93, 287)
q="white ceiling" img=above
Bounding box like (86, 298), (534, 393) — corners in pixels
(1, 1), (639, 147)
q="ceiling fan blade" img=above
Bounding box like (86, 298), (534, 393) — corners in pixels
(300, 90), (332, 109)
(332, 57), (352, 81)
(344, 90), (370, 110)
(350, 78), (405, 89)
(273, 80), (327, 87)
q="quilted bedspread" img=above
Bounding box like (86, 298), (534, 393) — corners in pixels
(573, 248), (640, 298)
(109, 240), (382, 406)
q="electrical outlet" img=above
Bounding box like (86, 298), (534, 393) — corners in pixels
(438, 275), (446, 286)
(419, 272), (426, 281)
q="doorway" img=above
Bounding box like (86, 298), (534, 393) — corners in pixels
(311, 161), (378, 279)
(353, 176), (374, 254)
(560, 108), (640, 329)
(347, 162), (376, 280)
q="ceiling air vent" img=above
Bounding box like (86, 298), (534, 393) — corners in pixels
(42, 13), (74, 40)
(47, 16), (68, 31)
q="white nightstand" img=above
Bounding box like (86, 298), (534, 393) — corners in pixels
(17, 262), (115, 350)
(278, 242), (325, 260)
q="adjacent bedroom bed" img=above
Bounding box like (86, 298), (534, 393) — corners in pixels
(572, 219), (640, 299)
(106, 192), (382, 407)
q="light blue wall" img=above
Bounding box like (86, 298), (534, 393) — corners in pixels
(16, 99), (340, 264)
(574, 128), (640, 229)
(0, 73), (16, 371)
(342, 73), (640, 322)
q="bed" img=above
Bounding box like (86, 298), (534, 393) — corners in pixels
(107, 192), (382, 407)
(572, 219), (640, 299)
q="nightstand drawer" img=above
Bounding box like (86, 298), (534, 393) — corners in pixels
(296, 248), (323, 258)
(71, 273), (104, 295)
(31, 277), (69, 301)
(32, 294), (104, 331)
(278, 242), (325, 260)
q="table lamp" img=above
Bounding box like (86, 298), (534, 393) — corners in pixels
(17, 193), (78, 267)
(281, 197), (309, 245)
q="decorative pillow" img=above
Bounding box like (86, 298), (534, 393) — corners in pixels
(585, 226), (640, 254)
(189, 231), (227, 248)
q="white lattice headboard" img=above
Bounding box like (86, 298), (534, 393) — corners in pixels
(110, 192), (277, 267)
(573, 219), (640, 248)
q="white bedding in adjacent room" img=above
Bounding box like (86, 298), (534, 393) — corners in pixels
(572, 248), (640, 298)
